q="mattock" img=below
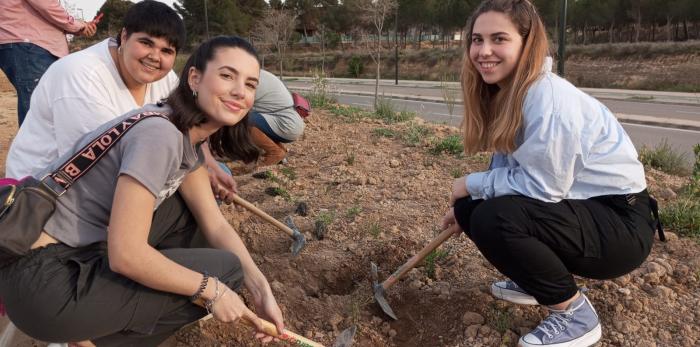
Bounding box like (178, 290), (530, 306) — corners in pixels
(371, 227), (455, 320)
(232, 194), (306, 256)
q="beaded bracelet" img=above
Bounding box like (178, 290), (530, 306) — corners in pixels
(190, 271), (209, 302)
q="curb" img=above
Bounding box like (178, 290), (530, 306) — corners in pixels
(289, 86), (700, 132)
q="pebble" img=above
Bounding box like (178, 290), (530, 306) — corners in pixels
(465, 324), (481, 338)
(389, 159), (400, 168)
(462, 311), (485, 326)
(656, 187), (677, 199)
(617, 287), (632, 296)
(612, 315), (640, 333)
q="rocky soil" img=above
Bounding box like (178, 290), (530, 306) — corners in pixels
(0, 72), (699, 347)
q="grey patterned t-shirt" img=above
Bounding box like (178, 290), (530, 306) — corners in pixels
(40, 103), (203, 247)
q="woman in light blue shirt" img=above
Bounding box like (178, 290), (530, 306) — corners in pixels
(441, 1), (661, 347)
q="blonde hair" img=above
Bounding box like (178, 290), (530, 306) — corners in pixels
(461, 0), (550, 155)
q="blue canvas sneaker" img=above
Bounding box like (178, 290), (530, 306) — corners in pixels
(519, 293), (602, 347)
(491, 279), (539, 305)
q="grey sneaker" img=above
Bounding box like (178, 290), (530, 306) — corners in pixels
(519, 293), (602, 347)
(491, 280), (539, 305)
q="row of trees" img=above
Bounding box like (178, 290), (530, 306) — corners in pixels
(95, 0), (700, 47)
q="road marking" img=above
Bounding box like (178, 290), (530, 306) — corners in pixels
(676, 110), (700, 115)
(621, 122), (700, 134)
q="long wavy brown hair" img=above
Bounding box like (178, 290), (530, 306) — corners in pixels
(461, 0), (550, 155)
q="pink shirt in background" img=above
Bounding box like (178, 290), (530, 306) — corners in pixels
(0, 0), (85, 58)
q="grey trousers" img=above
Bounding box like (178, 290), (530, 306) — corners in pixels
(0, 193), (244, 346)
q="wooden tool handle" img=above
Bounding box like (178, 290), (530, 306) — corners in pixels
(199, 314), (324, 347)
(242, 318), (324, 347)
(382, 227), (455, 289)
(232, 194), (295, 237)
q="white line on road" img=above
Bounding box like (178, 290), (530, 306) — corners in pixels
(676, 110), (700, 115)
(621, 122), (700, 134)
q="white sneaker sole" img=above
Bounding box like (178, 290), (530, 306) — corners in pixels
(491, 283), (539, 305)
(518, 323), (602, 347)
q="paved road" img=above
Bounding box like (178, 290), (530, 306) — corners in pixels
(286, 80), (700, 123)
(332, 93), (700, 164)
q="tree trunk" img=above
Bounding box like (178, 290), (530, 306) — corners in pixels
(279, 48), (284, 79)
(651, 23), (655, 42)
(683, 20), (689, 40)
(667, 16), (673, 41)
(609, 21), (615, 43)
(374, 50), (380, 109)
(321, 37), (325, 75)
(635, 7), (642, 42)
(417, 26), (422, 49)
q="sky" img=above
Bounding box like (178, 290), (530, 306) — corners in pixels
(66, 0), (176, 20)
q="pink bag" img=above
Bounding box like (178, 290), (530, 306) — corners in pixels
(291, 92), (311, 118)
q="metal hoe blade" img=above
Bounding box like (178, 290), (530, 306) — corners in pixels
(370, 262), (398, 320)
(332, 325), (357, 347)
(286, 216), (306, 256)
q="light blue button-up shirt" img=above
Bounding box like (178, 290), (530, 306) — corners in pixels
(466, 71), (646, 203)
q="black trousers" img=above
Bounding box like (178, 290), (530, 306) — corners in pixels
(0, 193), (243, 346)
(453, 191), (656, 305)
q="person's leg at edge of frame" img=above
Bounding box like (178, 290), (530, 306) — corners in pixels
(0, 43), (57, 125)
(250, 126), (286, 166)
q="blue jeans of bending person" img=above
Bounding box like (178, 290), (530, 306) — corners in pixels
(0, 43), (58, 126)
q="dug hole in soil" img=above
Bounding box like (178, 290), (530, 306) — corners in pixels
(0, 72), (699, 346)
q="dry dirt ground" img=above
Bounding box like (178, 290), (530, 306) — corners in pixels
(0, 71), (699, 347)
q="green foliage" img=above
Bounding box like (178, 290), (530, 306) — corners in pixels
(373, 97), (415, 123)
(307, 71), (335, 108)
(345, 152), (356, 165)
(424, 249), (448, 279)
(439, 74), (460, 116)
(347, 55), (364, 78)
(327, 104), (371, 122)
(346, 204), (362, 219)
(265, 186), (291, 200)
(638, 139), (690, 176)
(660, 198), (700, 238)
(450, 168), (463, 178)
(372, 128), (400, 138)
(403, 123), (431, 147)
(367, 221), (382, 238)
(95, 0), (132, 38)
(280, 167), (297, 180)
(316, 211), (335, 228)
(488, 305), (512, 334)
(430, 135), (463, 156)
(174, 0), (263, 44)
(685, 144), (700, 197)
(660, 144), (700, 238)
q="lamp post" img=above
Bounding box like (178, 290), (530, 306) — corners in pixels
(557, 0), (567, 76)
(394, 5), (398, 85)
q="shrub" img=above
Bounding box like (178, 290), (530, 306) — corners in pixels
(430, 135), (463, 155)
(403, 123), (431, 147)
(347, 55), (364, 77)
(638, 139), (690, 176)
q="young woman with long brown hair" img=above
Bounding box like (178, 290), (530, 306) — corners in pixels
(441, 1), (661, 346)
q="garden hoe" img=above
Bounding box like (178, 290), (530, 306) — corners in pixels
(371, 226), (456, 320)
(232, 194), (306, 256)
(199, 314), (357, 347)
